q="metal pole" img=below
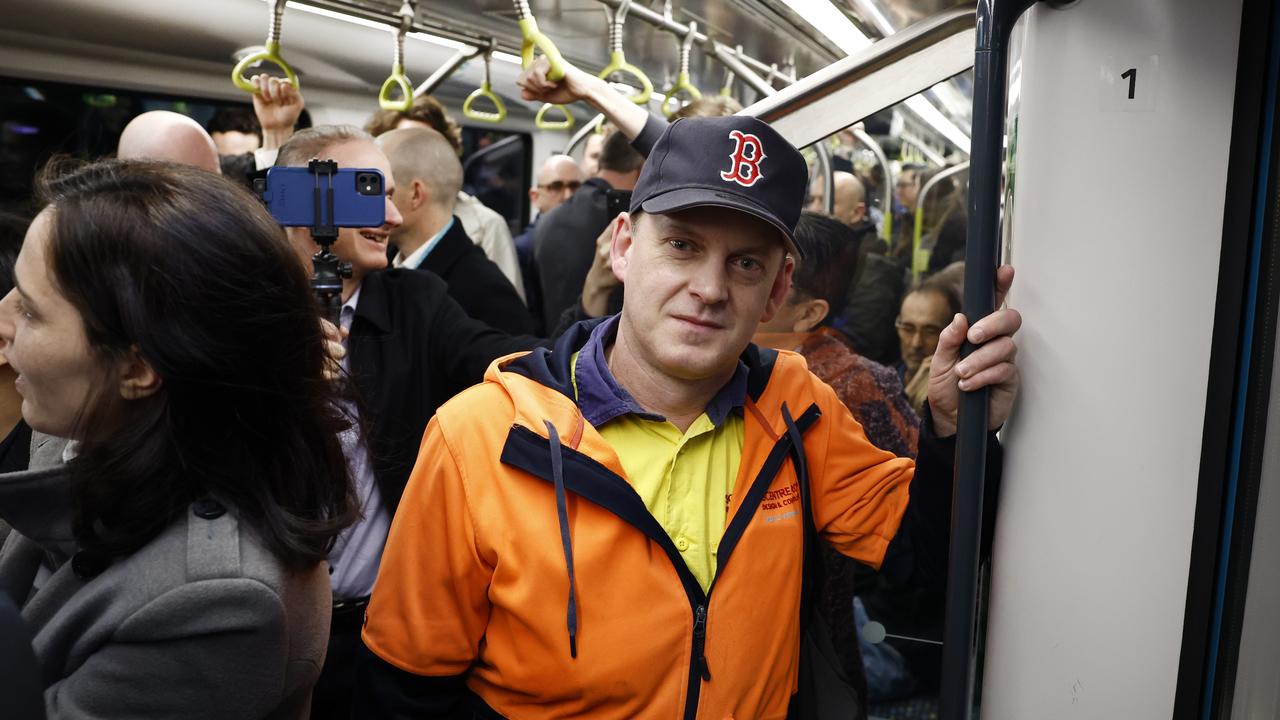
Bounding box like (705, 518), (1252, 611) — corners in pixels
(912, 161), (970, 281)
(940, 1), (1039, 718)
(414, 45), (480, 97)
(564, 113), (606, 155)
(814, 142), (835, 215)
(852, 127), (894, 241)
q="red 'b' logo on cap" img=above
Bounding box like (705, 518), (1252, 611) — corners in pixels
(719, 130), (767, 188)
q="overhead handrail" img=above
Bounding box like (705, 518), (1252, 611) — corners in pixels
(911, 161), (969, 281)
(662, 20), (704, 118)
(414, 45), (482, 98)
(742, 8), (977, 150)
(710, 42), (775, 100)
(463, 44), (508, 123)
(902, 131), (949, 166)
(767, 63), (781, 90)
(598, 0), (653, 105)
(594, 0), (785, 87)
(378, 0), (416, 111)
(852, 126), (894, 243)
(512, 0), (574, 130)
(232, 0), (299, 93)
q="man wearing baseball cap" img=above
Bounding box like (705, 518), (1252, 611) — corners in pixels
(353, 61), (1022, 718)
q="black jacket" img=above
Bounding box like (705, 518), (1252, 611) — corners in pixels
(413, 218), (535, 336)
(348, 268), (541, 511)
(531, 177), (616, 332)
(836, 220), (906, 367)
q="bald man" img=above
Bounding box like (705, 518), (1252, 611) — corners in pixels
(808, 170), (867, 227)
(116, 111), (221, 174)
(377, 127), (534, 335)
(815, 168), (905, 368)
(529, 154), (583, 218)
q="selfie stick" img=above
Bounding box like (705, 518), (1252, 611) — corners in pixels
(307, 159), (352, 325)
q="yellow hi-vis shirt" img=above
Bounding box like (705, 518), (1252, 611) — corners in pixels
(571, 351), (743, 592)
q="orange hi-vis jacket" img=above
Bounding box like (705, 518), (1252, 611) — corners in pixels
(357, 320), (958, 719)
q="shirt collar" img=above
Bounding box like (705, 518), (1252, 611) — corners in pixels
(393, 217), (455, 270)
(341, 286), (361, 329)
(573, 315), (749, 428)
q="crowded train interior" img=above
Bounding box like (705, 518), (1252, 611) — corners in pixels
(0, 0), (1277, 718)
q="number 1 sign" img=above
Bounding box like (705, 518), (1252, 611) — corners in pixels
(1101, 54), (1159, 112)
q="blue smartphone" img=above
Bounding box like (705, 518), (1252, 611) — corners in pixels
(262, 166), (386, 228)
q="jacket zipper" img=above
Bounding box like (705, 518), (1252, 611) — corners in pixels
(503, 418), (817, 720)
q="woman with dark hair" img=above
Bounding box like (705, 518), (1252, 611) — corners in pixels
(0, 159), (357, 718)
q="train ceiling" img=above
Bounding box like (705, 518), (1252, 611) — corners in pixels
(0, 0), (973, 131)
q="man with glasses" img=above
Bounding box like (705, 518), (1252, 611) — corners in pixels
(896, 277), (962, 413)
(515, 155), (584, 332)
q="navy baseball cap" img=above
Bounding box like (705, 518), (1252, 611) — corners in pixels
(629, 115), (808, 258)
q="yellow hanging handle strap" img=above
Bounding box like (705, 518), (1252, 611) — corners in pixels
(535, 102), (575, 131)
(232, 0), (299, 93)
(378, 0), (416, 111)
(512, 0), (572, 130)
(598, 1), (652, 105)
(662, 21), (703, 118)
(463, 47), (508, 123)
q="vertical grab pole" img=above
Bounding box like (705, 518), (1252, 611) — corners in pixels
(940, 1), (1039, 718)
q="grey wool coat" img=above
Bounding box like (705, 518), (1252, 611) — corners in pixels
(0, 434), (333, 719)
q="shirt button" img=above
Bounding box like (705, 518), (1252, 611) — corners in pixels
(676, 537), (690, 552)
(192, 497), (226, 520)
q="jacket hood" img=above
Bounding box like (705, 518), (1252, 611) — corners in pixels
(489, 318), (781, 434)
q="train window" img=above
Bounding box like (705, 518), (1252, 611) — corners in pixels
(0, 76), (274, 216)
(460, 127), (532, 236)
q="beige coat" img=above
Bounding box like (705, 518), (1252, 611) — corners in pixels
(0, 434), (332, 719)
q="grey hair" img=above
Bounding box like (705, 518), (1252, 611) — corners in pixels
(275, 125), (376, 168)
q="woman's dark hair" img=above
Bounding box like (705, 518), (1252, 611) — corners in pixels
(36, 158), (357, 571)
(0, 211), (30, 296)
(789, 211), (863, 325)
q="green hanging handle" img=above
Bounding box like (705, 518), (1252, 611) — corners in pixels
(514, 0), (567, 82)
(661, 21), (703, 118)
(463, 48), (508, 123)
(232, 0), (299, 93)
(512, 0), (571, 129)
(597, 1), (652, 105)
(378, 0), (416, 112)
(535, 102), (575, 131)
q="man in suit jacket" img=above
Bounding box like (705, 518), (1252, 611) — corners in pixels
(378, 127), (535, 336)
(275, 125), (540, 720)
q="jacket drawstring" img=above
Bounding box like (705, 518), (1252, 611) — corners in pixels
(545, 420), (580, 659)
